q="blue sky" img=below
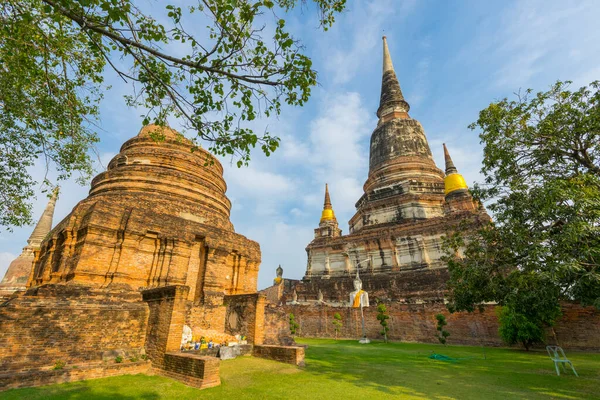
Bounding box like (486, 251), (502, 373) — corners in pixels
(2, 0), (599, 289)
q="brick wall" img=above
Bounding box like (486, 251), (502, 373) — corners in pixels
(142, 285), (189, 368)
(253, 345), (305, 366)
(0, 361), (150, 392)
(280, 302), (600, 350)
(263, 305), (295, 345)
(0, 285), (149, 374)
(224, 293), (266, 344)
(158, 353), (220, 389)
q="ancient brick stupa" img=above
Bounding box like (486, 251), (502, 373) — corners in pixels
(0, 188), (59, 298)
(296, 37), (490, 303)
(0, 125), (271, 389)
(30, 125), (260, 297)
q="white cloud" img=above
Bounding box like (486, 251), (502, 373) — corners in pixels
(307, 91), (373, 212)
(470, 0), (600, 88)
(245, 221), (314, 287)
(226, 166), (295, 198)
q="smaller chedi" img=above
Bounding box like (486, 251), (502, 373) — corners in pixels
(0, 187), (59, 298)
(314, 184), (342, 239)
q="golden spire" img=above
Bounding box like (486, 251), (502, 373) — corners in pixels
(443, 144), (468, 195)
(320, 183), (336, 222)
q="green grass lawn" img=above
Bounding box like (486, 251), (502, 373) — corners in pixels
(2, 339), (599, 399)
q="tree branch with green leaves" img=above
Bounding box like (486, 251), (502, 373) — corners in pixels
(0, 0), (346, 228)
(444, 80), (600, 348)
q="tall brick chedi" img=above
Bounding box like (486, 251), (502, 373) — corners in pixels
(301, 37), (490, 302)
(0, 187), (59, 298)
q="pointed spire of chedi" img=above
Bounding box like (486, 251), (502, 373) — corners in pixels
(443, 144), (468, 196)
(443, 143), (458, 175)
(378, 36), (410, 122)
(27, 187), (59, 248)
(320, 183), (336, 223)
(0, 187), (60, 296)
(349, 37), (447, 233)
(314, 183), (341, 238)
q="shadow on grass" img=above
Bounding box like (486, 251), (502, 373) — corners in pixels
(0, 374), (162, 400)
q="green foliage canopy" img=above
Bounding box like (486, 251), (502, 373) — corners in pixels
(0, 0), (346, 228)
(497, 306), (544, 350)
(445, 80), (600, 346)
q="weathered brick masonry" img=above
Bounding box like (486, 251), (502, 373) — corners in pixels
(159, 353), (220, 389)
(142, 285), (189, 368)
(0, 285), (148, 374)
(0, 360), (150, 391)
(0, 125), (272, 390)
(253, 345), (305, 366)
(268, 302), (600, 350)
(224, 293), (267, 345)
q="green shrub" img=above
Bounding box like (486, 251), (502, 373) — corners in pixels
(497, 306), (545, 350)
(289, 313), (299, 336)
(435, 314), (450, 345)
(115, 356), (123, 364)
(332, 313), (342, 339)
(53, 360), (65, 370)
(377, 304), (390, 343)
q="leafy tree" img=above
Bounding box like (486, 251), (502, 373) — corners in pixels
(376, 303), (389, 343)
(0, 0), (346, 228)
(332, 312), (342, 339)
(435, 314), (449, 345)
(445, 80), (600, 348)
(289, 313), (299, 336)
(497, 306), (544, 351)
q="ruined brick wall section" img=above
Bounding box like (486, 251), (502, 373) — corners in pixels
(253, 345), (305, 366)
(282, 302), (600, 350)
(158, 353), (220, 389)
(261, 283), (283, 304)
(0, 361), (150, 392)
(254, 295), (266, 345)
(553, 303), (600, 350)
(0, 286), (148, 374)
(223, 293), (266, 344)
(142, 285), (189, 368)
(187, 304), (226, 336)
(263, 305), (294, 345)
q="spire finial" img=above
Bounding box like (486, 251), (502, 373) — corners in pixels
(443, 145), (469, 196)
(382, 36), (394, 73)
(27, 186), (59, 248)
(320, 183), (336, 222)
(324, 183), (332, 209)
(377, 37), (410, 120)
(443, 143), (458, 175)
